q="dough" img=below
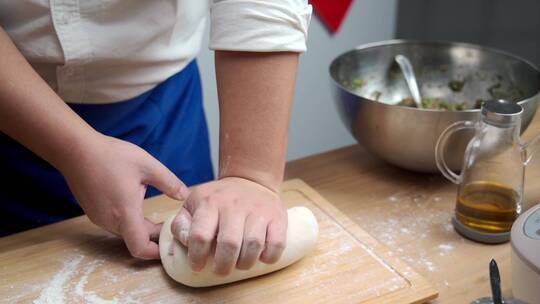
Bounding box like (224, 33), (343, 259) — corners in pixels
(159, 206), (319, 287)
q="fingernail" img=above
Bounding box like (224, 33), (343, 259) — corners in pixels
(172, 218), (190, 246)
(213, 265), (231, 276)
(191, 261), (203, 272)
(177, 214), (190, 246)
(179, 227), (189, 245)
(262, 246), (280, 264)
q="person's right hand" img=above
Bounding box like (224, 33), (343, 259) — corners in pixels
(59, 134), (190, 259)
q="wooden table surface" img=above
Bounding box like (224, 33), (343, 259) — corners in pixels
(2, 113), (540, 303)
(284, 110), (540, 303)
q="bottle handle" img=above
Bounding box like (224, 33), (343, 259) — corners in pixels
(522, 133), (540, 165)
(435, 121), (475, 184)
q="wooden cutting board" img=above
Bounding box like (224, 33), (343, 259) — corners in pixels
(0, 179), (438, 303)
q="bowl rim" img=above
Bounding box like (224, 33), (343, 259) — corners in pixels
(329, 39), (540, 113)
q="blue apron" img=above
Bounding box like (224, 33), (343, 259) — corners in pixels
(0, 60), (214, 236)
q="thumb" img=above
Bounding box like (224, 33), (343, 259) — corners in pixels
(119, 208), (160, 260)
(142, 156), (190, 200)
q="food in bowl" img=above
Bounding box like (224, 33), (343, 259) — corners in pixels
(346, 70), (525, 111)
(329, 40), (540, 172)
(396, 96), (485, 111)
(397, 97), (471, 110)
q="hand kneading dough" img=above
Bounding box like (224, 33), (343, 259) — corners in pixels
(159, 206), (319, 287)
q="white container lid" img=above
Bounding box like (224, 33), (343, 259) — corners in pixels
(511, 203), (540, 275)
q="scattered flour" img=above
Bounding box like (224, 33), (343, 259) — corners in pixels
(400, 228), (410, 234)
(74, 260), (118, 304)
(103, 270), (120, 284)
(81, 293), (118, 304)
(419, 257), (436, 272)
(359, 192), (460, 275)
(21, 254), (148, 304)
(33, 255), (85, 304)
(438, 244), (454, 256)
(388, 196), (399, 203)
(296, 215), (409, 301)
(2, 280), (46, 303)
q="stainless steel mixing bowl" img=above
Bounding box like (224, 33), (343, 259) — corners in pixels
(330, 40), (540, 172)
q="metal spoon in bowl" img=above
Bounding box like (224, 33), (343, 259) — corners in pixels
(395, 54), (423, 108)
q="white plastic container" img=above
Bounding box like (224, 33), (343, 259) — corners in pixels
(511, 203), (540, 303)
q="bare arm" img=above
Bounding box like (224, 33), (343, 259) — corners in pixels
(0, 27), (187, 259)
(216, 51), (298, 191)
(0, 27), (97, 169)
(172, 51), (299, 274)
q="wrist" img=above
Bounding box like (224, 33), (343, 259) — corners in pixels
(219, 168), (283, 194)
(51, 128), (103, 173)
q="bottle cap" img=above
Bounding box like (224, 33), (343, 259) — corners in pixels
(481, 100), (523, 127)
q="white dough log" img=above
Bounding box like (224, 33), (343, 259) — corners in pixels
(159, 206), (319, 287)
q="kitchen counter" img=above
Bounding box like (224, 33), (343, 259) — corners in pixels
(284, 110), (540, 303)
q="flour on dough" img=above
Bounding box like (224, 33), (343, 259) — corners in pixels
(159, 206), (319, 287)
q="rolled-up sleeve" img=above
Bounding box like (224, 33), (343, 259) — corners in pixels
(209, 0), (312, 52)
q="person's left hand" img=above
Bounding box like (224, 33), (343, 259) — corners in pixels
(170, 177), (287, 275)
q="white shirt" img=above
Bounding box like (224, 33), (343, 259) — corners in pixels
(0, 0), (312, 104)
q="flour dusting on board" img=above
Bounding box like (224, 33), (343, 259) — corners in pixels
(33, 255), (84, 304)
(294, 213), (409, 300)
(74, 260), (119, 304)
(356, 191), (461, 290)
(438, 244), (454, 256)
(2, 280), (46, 303)
(11, 254), (150, 304)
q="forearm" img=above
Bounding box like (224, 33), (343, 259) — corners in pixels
(215, 51), (299, 192)
(0, 27), (98, 170)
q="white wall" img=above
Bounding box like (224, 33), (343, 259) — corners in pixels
(198, 0), (398, 172)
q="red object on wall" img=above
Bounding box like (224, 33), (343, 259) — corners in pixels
(310, 0), (354, 33)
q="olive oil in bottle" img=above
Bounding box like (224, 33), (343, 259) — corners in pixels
(455, 181), (520, 233)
